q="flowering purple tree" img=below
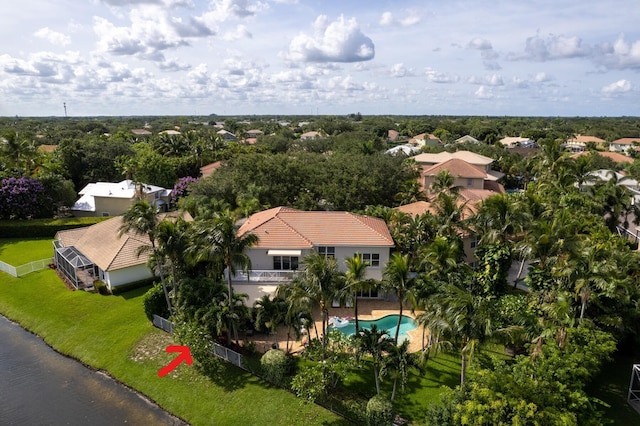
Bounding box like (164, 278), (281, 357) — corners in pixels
(171, 176), (198, 204)
(0, 177), (52, 219)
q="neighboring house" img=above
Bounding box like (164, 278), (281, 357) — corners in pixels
(159, 130), (181, 135)
(610, 137), (640, 154)
(413, 150), (505, 193)
(131, 129), (152, 136)
(564, 135), (606, 152)
(499, 136), (535, 149)
(570, 151), (633, 165)
(230, 207), (395, 304)
(455, 135), (481, 144)
(385, 144), (420, 156)
(217, 130), (237, 141)
(387, 129), (400, 143)
(409, 133), (442, 148)
(200, 161), (223, 178)
(300, 131), (322, 140)
(245, 129), (264, 139)
(53, 212), (190, 291)
(71, 180), (172, 217)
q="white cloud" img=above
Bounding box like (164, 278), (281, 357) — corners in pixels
(468, 74), (503, 86)
(508, 33), (590, 61)
(595, 35), (640, 70)
(222, 25), (252, 41)
(34, 27), (71, 46)
(468, 38), (492, 51)
(379, 11), (420, 27)
(475, 86), (493, 99)
(601, 79), (632, 95)
(389, 63), (414, 78)
(287, 15), (375, 63)
(425, 68), (459, 83)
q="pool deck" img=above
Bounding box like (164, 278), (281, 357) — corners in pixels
(243, 299), (426, 354)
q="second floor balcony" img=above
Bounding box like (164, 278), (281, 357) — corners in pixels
(226, 269), (301, 284)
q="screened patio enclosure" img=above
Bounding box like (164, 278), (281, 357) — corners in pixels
(53, 240), (96, 289)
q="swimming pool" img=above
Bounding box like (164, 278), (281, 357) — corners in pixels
(328, 314), (418, 343)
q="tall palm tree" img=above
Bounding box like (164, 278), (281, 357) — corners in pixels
(190, 209), (258, 344)
(290, 252), (344, 349)
(119, 200), (171, 312)
(354, 324), (394, 395)
(383, 253), (416, 343)
(380, 339), (423, 402)
(343, 254), (369, 333)
(420, 284), (495, 384)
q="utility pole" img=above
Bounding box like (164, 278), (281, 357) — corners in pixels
(63, 102), (67, 117)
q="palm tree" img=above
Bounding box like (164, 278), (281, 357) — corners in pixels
(343, 254), (369, 333)
(254, 295), (287, 348)
(119, 200), (171, 312)
(189, 209), (258, 344)
(289, 252), (344, 349)
(354, 324), (394, 395)
(380, 339), (423, 401)
(419, 284), (495, 384)
(383, 253), (416, 343)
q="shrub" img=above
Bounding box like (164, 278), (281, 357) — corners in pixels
(143, 282), (170, 321)
(366, 395), (394, 426)
(0, 176), (52, 219)
(260, 349), (289, 386)
(93, 280), (111, 295)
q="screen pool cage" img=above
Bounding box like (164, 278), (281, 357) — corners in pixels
(53, 240), (95, 289)
(629, 364), (640, 414)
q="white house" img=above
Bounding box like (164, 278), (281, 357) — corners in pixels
(230, 207), (395, 304)
(71, 180), (172, 217)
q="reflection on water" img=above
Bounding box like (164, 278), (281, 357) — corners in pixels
(0, 315), (186, 425)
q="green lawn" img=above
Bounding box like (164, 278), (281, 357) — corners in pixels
(0, 238), (54, 265)
(0, 269), (347, 426)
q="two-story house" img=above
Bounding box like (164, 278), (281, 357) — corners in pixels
(413, 150), (505, 193)
(230, 207), (395, 304)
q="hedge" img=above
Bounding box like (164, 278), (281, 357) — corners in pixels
(0, 217), (109, 238)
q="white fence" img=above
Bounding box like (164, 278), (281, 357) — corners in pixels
(0, 258), (53, 277)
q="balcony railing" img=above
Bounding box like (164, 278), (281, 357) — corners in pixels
(227, 269), (300, 283)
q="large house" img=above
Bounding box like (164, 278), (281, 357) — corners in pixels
(53, 212), (191, 292)
(610, 137), (640, 154)
(413, 151), (505, 194)
(230, 207), (395, 304)
(71, 180), (172, 217)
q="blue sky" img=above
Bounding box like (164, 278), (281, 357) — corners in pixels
(1, 0), (639, 117)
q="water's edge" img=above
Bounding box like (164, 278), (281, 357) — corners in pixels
(0, 313), (189, 425)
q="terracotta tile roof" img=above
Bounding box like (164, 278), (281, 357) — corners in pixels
(238, 207), (394, 249)
(132, 129), (152, 135)
(567, 135), (605, 144)
(396, 201), (436, 216)
(611, 137), (640, 145)
(38, 144), (57, 153)
(200, 161), (223, 178)
(570, 151), (632, 164)
(421, 158), (487, 179)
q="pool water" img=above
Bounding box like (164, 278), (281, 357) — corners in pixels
(329, 314), (417, 343)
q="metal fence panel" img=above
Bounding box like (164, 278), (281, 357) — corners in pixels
(0, 261), (17, 277)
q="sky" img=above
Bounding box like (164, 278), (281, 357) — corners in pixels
(1, 0), (639, 117)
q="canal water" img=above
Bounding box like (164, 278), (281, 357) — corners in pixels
(0, 315), (186, 425)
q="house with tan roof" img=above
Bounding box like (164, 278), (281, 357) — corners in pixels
(610, 137), (640, 154)
(455, 135), (480, 144)
(564, 135), (606, 152)
(231, 207), (395, 304)
(53, 212), (190, 291)
(570, 151), (632, 165)
(71, 180), (172, 217)
(499, 136), (535, 149)
(413, 151), (505, 193)
(300, 131), (322, 140)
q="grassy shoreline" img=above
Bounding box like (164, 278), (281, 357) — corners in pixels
(0, 269), (347, 426)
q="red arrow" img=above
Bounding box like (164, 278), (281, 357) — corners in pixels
(158, 345), (193, 377)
